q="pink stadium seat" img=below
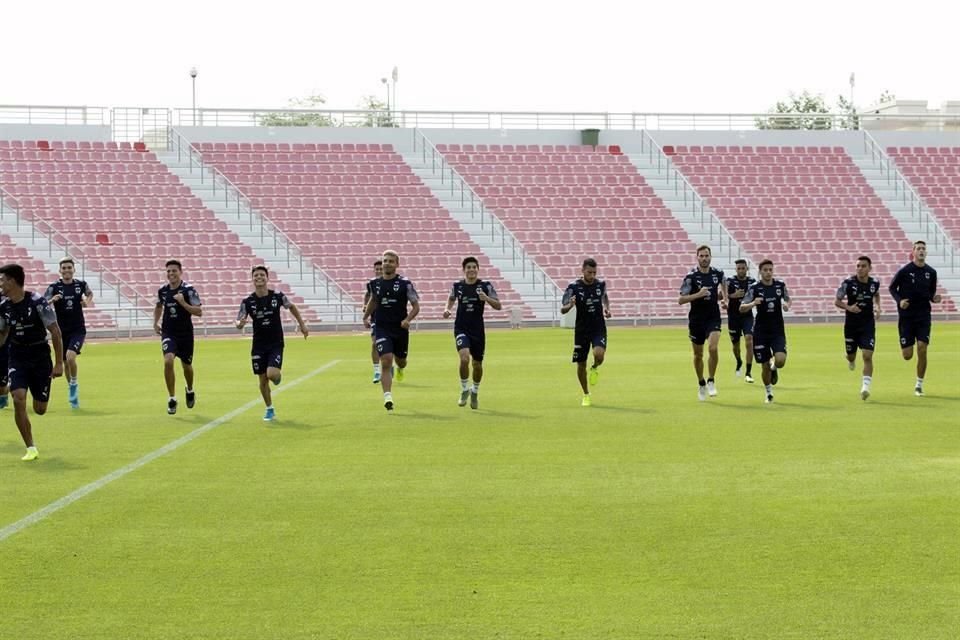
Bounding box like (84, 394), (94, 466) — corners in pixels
(888, 147), (960, 243)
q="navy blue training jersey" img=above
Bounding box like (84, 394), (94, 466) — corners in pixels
(726, 275), (756, 317)
(837, 276), (880, 328)
(889, 262), (938, 318)
(372, 276), (418, 330)
(157, 281), (202, 335)
(680, 267), (725, 319)
(450, 279), (498, 335)
(0, 292), (58, 357)
(44, 278), (91, 333)
(743, 279), (790, 334)
(562, 278), (608, 334)
(238, 290), (292, 348)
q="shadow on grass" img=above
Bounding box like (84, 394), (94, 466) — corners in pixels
(23, 456), (87, 472)
(389, 410), (458, 422)
(589, 405), (656, 415)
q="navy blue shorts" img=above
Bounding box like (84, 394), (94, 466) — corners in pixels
(252, 346), (283, 375)
(455, 331), (486, 362)
(9, 346), (53, 403)
(161, 333), (195, 365)
(753, 332), (787, 363)
(844, 323), (876, 354)
(572, 330), (607, 363)
(688, 315), (722, 345)
(728, 313), (754, 341)
(62, 329), (86, 356)
(898, 315), (931, 348)
(375, 326), (410, 359)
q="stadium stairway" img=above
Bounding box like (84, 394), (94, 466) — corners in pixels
(626, 140), (747, 273)
(849, 145), (960, 300)
(154, 148), (360, 324)
(399, 145), (562, 321)
(0, 199), (148, 330)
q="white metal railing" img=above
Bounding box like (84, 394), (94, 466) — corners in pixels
(7, 105), (956, 137)
(410, 128), (564, 305)
(166, 127), (361, 319)
(0, 104), (110, 126)
(861, 130), (957, 270)
(636, 130), (745, 261)
(159, 108), (960, 132)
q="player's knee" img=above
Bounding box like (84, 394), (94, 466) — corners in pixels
(774, 354), (787, 368)
(593, 352), (604, 366)
(458, 352), (470, 366)
(34, 402), (47, 415)
(163, 353), (176, 366)
(901, 348), (913, 360)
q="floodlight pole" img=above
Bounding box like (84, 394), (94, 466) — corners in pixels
(190, 67), (198, 126)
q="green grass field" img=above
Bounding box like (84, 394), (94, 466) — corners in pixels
(0, 324), (957, 639)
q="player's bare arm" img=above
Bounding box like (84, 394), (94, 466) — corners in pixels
(48, 321), (64, 378)
(289, 304), (310, 338)
(443, 296), (455, 319)
(401, 300), (420, 329)
(153, 303), (163, 334)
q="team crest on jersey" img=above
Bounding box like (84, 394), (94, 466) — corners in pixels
(393, 282), (400, 292)
(271, 298), (278, 308)
(775, 288), (781, 296)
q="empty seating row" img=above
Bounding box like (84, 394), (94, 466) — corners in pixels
(195, 142), (395, 152)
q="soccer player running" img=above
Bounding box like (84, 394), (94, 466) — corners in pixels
(443, 256), (502, 410)
(678, 245), (727, 400)
(726, 259), (756, 383)
(153, 260), (202, 415)
(560, 258), (611, 407)
(835, 256), (881, 400)
(44, 257), (93, 409)
(740, 259), (791, 404)
(363, 250), (419, 412)
(236, 266), (309, 421)
(363, 259), (384, 383)
(888, 240), (942, 396)
(0, 264), (64, 461)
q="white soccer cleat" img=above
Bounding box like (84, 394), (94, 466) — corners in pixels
(707, 380), (718, 397)
(860, 386), (870, 401)
(698, 385), (707, 402)
(914, 386), (924, 397)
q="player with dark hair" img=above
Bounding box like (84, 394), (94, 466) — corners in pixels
(889, 240), (942, 396)
(678, 245), (727, 400)
(363, 259), (384, 383)
(740, 259), (791, 404)
(363, 250), (420, 412)
(153, 260), (202, 415)
(0, 263), (64, 460)
(560, 258), (611, 407)
(45, 257), (93, 409)
(236, 266), (309, 421)
(835, 256), (881, 400)
(443, 256), (501, 409)
(726, 258), (756, 383)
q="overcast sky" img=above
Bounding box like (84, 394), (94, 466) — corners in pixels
(1, 0), (952, 115)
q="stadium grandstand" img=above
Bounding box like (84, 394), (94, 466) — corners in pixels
(1, 105), (958, 335)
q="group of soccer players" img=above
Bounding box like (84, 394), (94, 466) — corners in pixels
(678, 240), (943, 404)
(0, 237), (945, 461)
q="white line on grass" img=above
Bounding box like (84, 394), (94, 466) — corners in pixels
(0, 359), (341, 543)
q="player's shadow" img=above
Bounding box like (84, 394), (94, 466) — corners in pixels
(268, 419), (322, 431)
(390, 410), (458, 422)
(471, 409), (533, 419)
(22, 456), (87, 472)
(590, 405), (656, 415)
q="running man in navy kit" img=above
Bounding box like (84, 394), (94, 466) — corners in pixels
(363, 250), (420, 412)
(678, 245), (727, 401)
(236, 266), (309, 421)
(888, 240), (942, 396)
(153, 260), (202, 415)
(45, 257), (93, 409)
(740, 259), (791, 404)
(0, 264), (64, 461)
(560, 258), (611, 407)
(443, 256), (501, 410)
(726, 259), (756, 383)
(835, 256), (881, 401)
